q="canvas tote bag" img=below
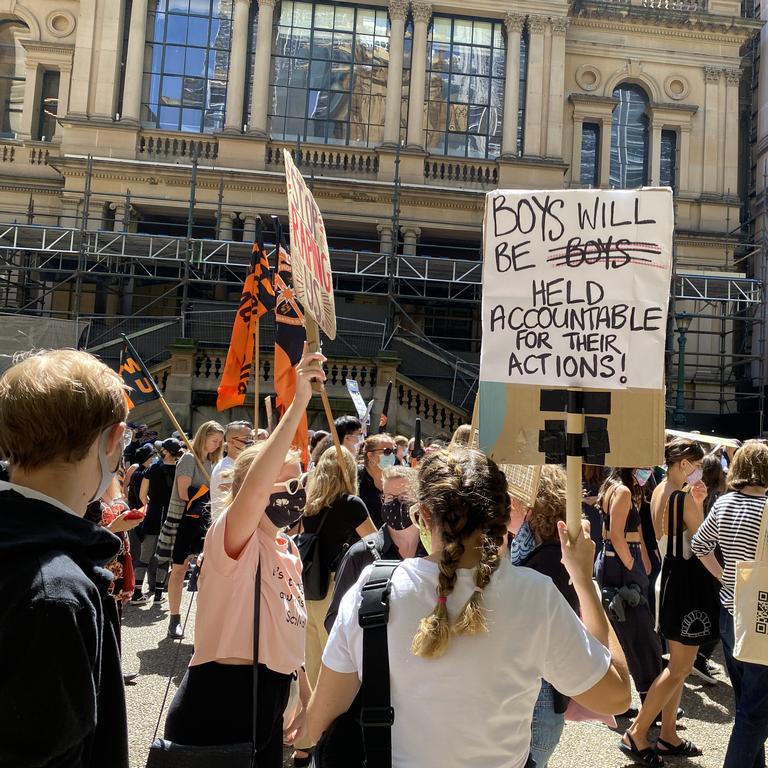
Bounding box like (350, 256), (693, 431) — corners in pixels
(734, 499), (768, 664)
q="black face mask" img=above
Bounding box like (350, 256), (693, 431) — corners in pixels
(381, 499), (412, 531)
(265, 488), (306, 529)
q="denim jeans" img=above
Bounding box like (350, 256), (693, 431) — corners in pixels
(721, 604), (768, 768)
(529, 682), (565, 768)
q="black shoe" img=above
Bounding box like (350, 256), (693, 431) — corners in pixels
(168, 615), (184, 639)
(652, 707), (684, 726)
(123, 673), (138, 686)
(692, 654), (719, 685)
(618, 707), (639, 719)
(154, 588), (165, 603)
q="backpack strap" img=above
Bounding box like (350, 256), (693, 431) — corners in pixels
(358, 560), (399, 768)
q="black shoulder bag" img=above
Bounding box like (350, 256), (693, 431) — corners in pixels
(312, 560), (400, 768)
(145, 562), (263, 767)
(294, 507), (333, 601)
(658, 490), (720, 645)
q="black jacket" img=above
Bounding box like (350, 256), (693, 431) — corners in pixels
(324, 525), (427, 633)
(0, 489), (128, 768)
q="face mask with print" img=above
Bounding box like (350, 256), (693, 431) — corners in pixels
(634, 468), (653, 487)
(379, 452), (397, 470)
(686, 466), (703, 486)
(91, 427), (122, 503)
(381, 499), (412, 531)
(265, 488), (306, 529)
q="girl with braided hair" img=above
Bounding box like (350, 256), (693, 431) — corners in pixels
(305, 448), (631, 767)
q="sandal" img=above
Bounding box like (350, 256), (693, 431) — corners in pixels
(656, 738), (703, 756)
(619, 732), (664, 766)
(293, 750), (313, 767)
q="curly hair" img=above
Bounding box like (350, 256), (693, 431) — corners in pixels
(728, 440), (768, 491)
(411, 448), (510, 659)
(527, 465), (567, 543)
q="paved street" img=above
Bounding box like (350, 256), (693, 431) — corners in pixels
(123, 592), (737, 768)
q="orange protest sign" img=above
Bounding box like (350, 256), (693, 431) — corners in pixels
(283, 149), (337, 340)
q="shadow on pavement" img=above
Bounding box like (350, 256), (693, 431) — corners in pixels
(122, 602), (171, 628)
(136, 639), (193, 687)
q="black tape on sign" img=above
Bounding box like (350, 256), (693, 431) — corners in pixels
(540, 390), (612, 415)
(583, 417), (610, 465)
(538, 420), (566, 464)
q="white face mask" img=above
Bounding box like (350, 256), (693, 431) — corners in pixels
(91, 427), (121, 503)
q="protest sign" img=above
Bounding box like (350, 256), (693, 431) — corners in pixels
(284, 149), (336, 340)
(479, 189), (673, 529)
(346, 379), (368, 421)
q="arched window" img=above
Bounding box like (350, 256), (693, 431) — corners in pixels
(142, 0), (233, 134)
(268, 1), (391, 147)
(610, 83), (649, 188)
(0, 20), (29, 138)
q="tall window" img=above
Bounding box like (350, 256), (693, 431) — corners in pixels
(142, 0), (233, 133)
(0, 21), (28, 138)
(516, 27), (528, 155)
(660, 128), (677, 190)
(580, 122), (600, 187)
(34, 70), (59, 141)
(424, 16), (505, 159)
(610, 83), (649, 188)
(269, 2), (390, 147)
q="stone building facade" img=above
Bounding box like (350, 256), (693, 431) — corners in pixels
(0, 0), (762, 433)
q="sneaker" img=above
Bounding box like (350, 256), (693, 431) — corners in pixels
(130, 592), (151, 605)
(153, 588), (165, 603)
(692, 655), (719, 685)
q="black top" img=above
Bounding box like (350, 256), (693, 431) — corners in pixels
(602, 488), (641, 535)
(358, 467), (383, 528)
(127, 464), (146, 510)
(143, 460), (177, 535)
(0, 489), (128, 768)
(301, 493), (369, 576)
(324, 525), (428, 633)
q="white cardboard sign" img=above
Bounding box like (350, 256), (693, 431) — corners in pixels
(346, 379), (368, 421)
(481, 188), (673, 391)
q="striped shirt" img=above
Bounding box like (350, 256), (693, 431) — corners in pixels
(691, 491), (768, 615)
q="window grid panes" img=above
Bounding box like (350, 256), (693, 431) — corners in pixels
(660, 128), (677, 190)
(425, 16), (506, 160)
(141, 0), (233, 134)
(269, 1), (390, 147)
(610, 83), (649, 189)
(580, 122), (600, 187)
(0, 22), (27, 139)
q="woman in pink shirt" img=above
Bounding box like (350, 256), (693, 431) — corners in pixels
(164, 346), (325, 767)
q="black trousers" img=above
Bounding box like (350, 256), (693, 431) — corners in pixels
(165, 662), (292, 768)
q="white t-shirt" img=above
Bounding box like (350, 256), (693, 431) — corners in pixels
(323, 557), (611, 768)
(209, 456), (235, 521)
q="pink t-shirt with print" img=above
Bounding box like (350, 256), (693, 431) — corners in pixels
(190, 512), (307, 675)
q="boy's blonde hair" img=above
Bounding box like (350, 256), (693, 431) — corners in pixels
(190, 420), (225, 465)
(0, 349), (128, 469)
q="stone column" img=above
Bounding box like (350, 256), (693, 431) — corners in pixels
(599, 115), (613, 187)
(122, 0), (149, 123)
(219, 211), (235, 240)
(724, 68), (740, 195)
(501, 13), (524, 158)
(382, 0), (408, 145)
(650, 120), (663, 186)
(57, 61), (73, 122)
(545, 17), (568, 158)
(523, 15), (547, 157)
(377, 223), (394, 255)
(248, 0), (277, 136)
(224, 0), (251, 133)
(702, 66), (721, 193)
(405, 2), (432, 150)
(401, 225), (420, 257)
(243, 214), (257, 241)
(679, 124), (691, 193)
(18, 62), (40, 139)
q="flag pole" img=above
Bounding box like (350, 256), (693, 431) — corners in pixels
(265, 395), (274, 433)
(305, 316), (354, 494)
(253, 320), (260, 432)
(121, 334), (210, 484)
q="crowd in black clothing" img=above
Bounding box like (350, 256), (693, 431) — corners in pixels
(3, 347), (768, 768)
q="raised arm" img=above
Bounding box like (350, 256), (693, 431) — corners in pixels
(224, 347), (325, 559)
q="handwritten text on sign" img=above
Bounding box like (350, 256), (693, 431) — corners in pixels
(284, 149), (337, 340)
(481, 188), (673, 390)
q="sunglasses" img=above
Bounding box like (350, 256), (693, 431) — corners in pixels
(382, 494), (413, 505)
(370, 447), (395, 456)
(273, 474), (309, 495)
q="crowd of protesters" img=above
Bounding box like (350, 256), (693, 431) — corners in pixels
(2, 347), (768, 768)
